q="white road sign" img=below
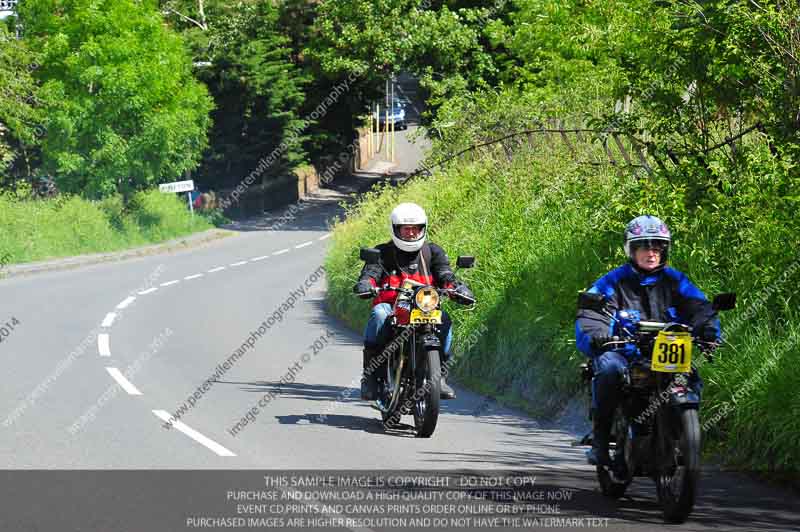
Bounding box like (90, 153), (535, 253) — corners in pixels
(159, 180), (195, 193)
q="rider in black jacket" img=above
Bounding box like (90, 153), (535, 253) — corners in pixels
(353, 202), (474, 401)
(576, 215), (720, 466)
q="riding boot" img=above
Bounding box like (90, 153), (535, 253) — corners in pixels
(360, 346), (380, 400)
(438, 351), (456, 400)
(587, 415), (612, 466)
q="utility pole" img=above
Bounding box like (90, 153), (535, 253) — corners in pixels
(390, 75), (396, 163)
(375, 101), (380, 154)
(384, 79), (389, 159)
(367, 103), (372, 157)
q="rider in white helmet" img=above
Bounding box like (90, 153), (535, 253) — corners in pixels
(354, 202), (475, 400)
(390, 202), (428, 253)
(576, 215), (721, 466)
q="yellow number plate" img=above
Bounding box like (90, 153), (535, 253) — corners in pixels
(651, 331), (693, 373)
(410, 309), (442, 324)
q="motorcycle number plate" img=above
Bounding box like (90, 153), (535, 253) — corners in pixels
(651, 331), (692, 373)
(410, 309), (442, 324)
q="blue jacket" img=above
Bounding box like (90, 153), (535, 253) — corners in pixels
(575, 263), (720, 357)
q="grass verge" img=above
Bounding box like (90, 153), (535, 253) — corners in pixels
(0, 189), (215, 266)
(325, 139), (800, 474)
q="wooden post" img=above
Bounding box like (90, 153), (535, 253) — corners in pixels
(612, 133), (633, 166)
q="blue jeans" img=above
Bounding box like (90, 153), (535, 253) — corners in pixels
(364, 303), (453, 355)
(592, 351), (703, 422)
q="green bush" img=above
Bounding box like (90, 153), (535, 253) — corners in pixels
(0, 189), (212, 265)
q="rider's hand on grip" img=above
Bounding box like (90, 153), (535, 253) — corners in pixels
(698, 323), (719, 343)
(353, 280), (374, 299)
(452, 283), (475, 305)
(591, 335), (618, 351)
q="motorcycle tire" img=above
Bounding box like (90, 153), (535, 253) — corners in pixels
(657, 408), (700, 523)
(413, 349), (441, 438)
(597, 407), (631, 498)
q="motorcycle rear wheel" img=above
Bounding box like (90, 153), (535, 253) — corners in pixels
(413, 349), (441, 438)
(657, 408), (700, 523)
(379, 343), (404, 428)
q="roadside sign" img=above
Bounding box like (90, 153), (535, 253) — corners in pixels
(159, 180), (195, 194)
(159, 180), (196, 215)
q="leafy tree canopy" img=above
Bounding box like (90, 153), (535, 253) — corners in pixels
(0, 24), (45, 183)
(18, 0), (213, 199)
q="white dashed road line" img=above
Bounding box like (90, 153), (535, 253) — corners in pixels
(152, 410), (236, 457)
(101, 313), (117, 328)
(107, 367), (143, 396)
(96, 236), (334, 459)
(98, 334), (111, 357)
(116, 296), (136, 310)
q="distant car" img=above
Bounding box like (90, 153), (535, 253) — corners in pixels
(377, 102), (407, 130)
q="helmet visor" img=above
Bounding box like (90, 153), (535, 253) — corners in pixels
(393, 224), (426, 242)
(630, 238), (668, 253)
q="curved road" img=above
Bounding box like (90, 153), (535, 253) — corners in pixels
(1, 174), (798, 530)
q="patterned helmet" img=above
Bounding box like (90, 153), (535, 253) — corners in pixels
(624, 215), (671, 265)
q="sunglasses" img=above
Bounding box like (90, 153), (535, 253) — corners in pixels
(633, 240), (667, 252)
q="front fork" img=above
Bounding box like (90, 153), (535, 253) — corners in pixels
(415, 325), (441, 376)
(655, 374), (700, 469)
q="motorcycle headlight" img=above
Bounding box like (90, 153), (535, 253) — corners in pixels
(415, 286), (439, 312)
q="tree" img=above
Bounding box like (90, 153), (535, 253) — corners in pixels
(161, 0), (308, 188)
(308, 0), (499, 116)
(18, 0), (213, 199)
(0, 24), (44, 185)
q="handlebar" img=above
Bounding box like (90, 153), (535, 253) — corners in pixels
(599, 334), (720, 355)
(356, 285), (476, 305)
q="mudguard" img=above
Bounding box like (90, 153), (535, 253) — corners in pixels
(669, 389), (700, 408)
(421, 333), (441, 351)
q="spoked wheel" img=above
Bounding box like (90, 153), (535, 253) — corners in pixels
(597, 407), (631, 498)
(379, 344), (404, 429)
(657, 409), (700, 523)
(413, 349), (441, 438)
(379, 381), (401, 428)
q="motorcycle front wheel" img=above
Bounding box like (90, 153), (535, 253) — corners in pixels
(597, 406), (631, 498)
(657, 408), (700, 523)
(413, 349), (441, 438)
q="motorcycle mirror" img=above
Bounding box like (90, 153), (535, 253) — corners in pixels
(456, 256), (475, 269)
(577, 291), (606, 311)
(359, 247), (381, 264)
(712, 292), (736, 311)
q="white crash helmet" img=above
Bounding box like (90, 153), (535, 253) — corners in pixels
(624, 215), (671, 265)
(389, 202), (427, 253)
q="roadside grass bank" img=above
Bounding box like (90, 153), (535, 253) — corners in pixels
(325, 137), (800, 475)
(0, 189), (215, 266)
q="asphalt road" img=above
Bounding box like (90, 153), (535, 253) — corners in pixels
(365, 125), (432, 175)
(1, 135), (798, 531)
